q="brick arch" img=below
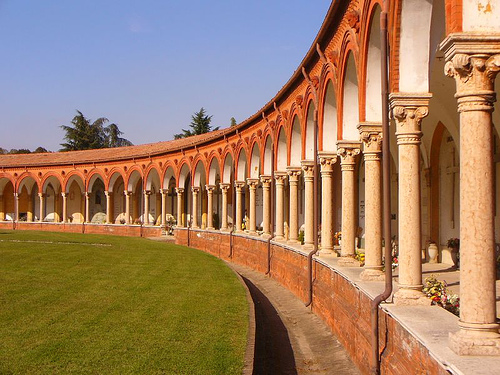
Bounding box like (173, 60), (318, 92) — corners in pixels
(288, 113), (302, 166)
(107, 168), (126, 192)
(144, 163), (163, 190)
(41, 172), (63, 192)
(248, 137), (261, 179)
(235, 142), (249, 181)
(303, 97), (317, 160)
(16, 172), (40, 194)
(192, 156), (208, 187)
(161, 161), (177, 188)
(207, 151), (222, 185)
(86, 169), (106, 192)
(318, 69), (338, 151)
(125, 165), (143, 193)
(62, 170), (85, 193)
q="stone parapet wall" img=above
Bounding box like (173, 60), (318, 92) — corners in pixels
(175, 228), (449, 375)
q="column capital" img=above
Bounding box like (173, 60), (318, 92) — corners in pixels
(205, 184), (216, 192)
(219, 183), (230, 192)
(61, 192), (67, 198)
(286, 166), (302, 182)
(104, 190), (111, 197)
(160, 188), (168, 195)
(85, 191), (90, 198)
(175, 187), (185, 194)
(144, 190), (152, 196)
(124, 190), (132, 196)
(358, 122), (382, 155)
(260, 175), (272, 186)
(38, 192), (45, 198)
(318, 151), (337, 174)
(235, 180), (246, 190)
(191, 186), (200, 193)
(389, 93), (431, 145)
(300, 160), (314, 179)
(439, 34), (500, 113)
(13, 192), (19, 198)
(274, 171), (288, 185)
(246, 178), (259, 188)
(336, 141), (361, 170)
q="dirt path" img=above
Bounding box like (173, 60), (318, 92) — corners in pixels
(229, 263), (360, 375)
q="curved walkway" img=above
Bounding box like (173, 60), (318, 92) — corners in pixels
(229, 263), (360, 375)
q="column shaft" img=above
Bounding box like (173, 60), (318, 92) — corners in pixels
(286, 168), (301, 243)
(39, 193), (45, 222)
(62, 192), (68, 223)
(206, 185), (215, 229)
(318, 154), (336, 254)
(247, 179), (259, 234)
(105, 191), (112, 224)
(220, 183), (230, 231)
(274, 172), (287, 241)
(192, 187), (200, 228)
(125, 192), (131, 224)
(235, 181), (245, 232)
(161, 190), (167, 227)
(301, 162), (314, 248)
(175, 188), (184, 227)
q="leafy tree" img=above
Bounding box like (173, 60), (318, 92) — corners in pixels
(60, 110), (132, 151)
(0, 148), (7, 154)
(10, 149), (32, 154)
(230, 117), (237, 127)
(34, 147), (49, 153)
(174, 108), (219, 139)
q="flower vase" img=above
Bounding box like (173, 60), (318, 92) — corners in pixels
(428, 243), (438, 263)
(449, 247), (459, 268)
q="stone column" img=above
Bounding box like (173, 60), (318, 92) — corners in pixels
(219, 183), (230, 231)
(390, 93), (431, 304)
(205, 185), (215, 230)
(246, 178), (259, 235)
(301, 161), (315, 249)
(318, 153), (337, 255)
(143, 191), (150, 225)
(27, 193), (33, 222)
(0, 195), (4, 221)
(260, 175), (272, 238)
(61, 192), (68, 223)
(84, 192), (90, 223)
(286, 167), (301, 244)
(13, 193), (19, 221)
(235, 181), (245, 233)
(104, 191), (112, 224)
(274, 172), (287, 241)
(358, 123), (384, 280)
(441, 35), (500, 355)
(191, 186), (200, 228)
(124, 191), (131, 224)
(337, 141), (361, 264)
(38, 193), (45, 222)
(161, 189), (167, 227)
(175, 187), (184, 227)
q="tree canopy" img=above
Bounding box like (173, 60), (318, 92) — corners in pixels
(174, 108), (219, 139)
(60, 111), (132, 151)
(0, 147), (49, 155)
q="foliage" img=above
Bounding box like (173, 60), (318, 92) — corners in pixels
(230, 117), (237, 127)
(422, 275), (460, 316)
(0, 230), (247, 374)
(298, 229), (305, 245)
(0, 147), (49, 154)
(447, 237), (460, 249)
(355, 250), (365, 266)
(334, 231), (342, 245)
(60, 110), (132, 151)
(174, 108), (219, 139)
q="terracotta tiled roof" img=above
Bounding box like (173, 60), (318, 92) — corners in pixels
(0, 129), (229, 168)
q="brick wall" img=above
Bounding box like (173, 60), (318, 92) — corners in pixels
(175, 228), (448, 375)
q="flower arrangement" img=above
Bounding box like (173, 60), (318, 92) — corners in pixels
(422, 275), (460, 316)
(447, 238), (460, 249)
(334, 231), (342, 245)
(355, 250), (365, 266)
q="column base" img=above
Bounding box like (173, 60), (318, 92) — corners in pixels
(302, 243), (314, 251)
(220, 228), (230, 233)
(261, 233), (272, 239)
(393, 288), (431, 306)
(338, 256), (361, 267)
(360, 268), (385, 281)
(287, 239), (300, 245)
(449, 327), (500, 356)
(318, 247), (338, 256)
(206, 226), (215, 230)
(274, 235), (285, 242)
(247, 230), (259, 236)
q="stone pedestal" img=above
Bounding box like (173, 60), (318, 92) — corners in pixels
(441, 34), (500, 355)
(390, 93), (431, 305)
(337, 141), (361, 262)
(318, 153), (337, 255)
(219, 183), (230, 231)
(206, 185), (216, 230)
(260, 176), (272, 238)
(235, 181), (246, 233)
(358, 123), (384, 281)
(247, 179), (259, 234)
(175, 187), (184, 227)
(274, 172), (287, 241)
(191, 187), (200, 228)
(301, 161), (314, 250)
(286, 167), (301, 244)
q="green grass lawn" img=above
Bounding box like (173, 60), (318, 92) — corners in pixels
(0, 230), (248, 374)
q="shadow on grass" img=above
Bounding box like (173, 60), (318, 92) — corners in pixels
(240, 276), (297, 375)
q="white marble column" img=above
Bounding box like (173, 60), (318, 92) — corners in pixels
(235, 181), (245, 233)
(175, 187), (184, 227)
(301, 161), (314, 249)
(143, 191), (151, 225)
(286, 167), (301, 244)
(318, 152), (337, 255)
(124, 191), (131, 224)
(191, 187), (200, 228)
(390, 93), (431, 304)
(219, 183), (230, 231)
(84, 192), (90, 223)
(38, 193), (45, 222)
(27, 193), (34, 222)
(358, 123), (384, 280)
(246, 178), (259, 235)
(274, 172), (287, 241)
(337, 141), (361, 265)
(441, 35), (500, 355)
(161, 189), (167, 227)
(13, 193), (19, 222)
(260, 175), (272, 238)
(206, 185), (215, 230)
(62, 192), (68, 223)
(104, 191), (112, 224)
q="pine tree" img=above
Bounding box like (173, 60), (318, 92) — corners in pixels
(174, 108), (219, 139)
(230, 117), (237, 127)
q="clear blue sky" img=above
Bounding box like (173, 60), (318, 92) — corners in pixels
(0, 1), (331, 151)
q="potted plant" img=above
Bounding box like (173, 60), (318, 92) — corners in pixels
(447, 238), (460, 268)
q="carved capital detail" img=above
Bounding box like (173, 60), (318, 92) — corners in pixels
(235, 181), (246, 191)
(175, 187), (184, 195)
(260, 175), (272, 187)
(336, 141), (361, 168)
(300, 160), (315, 179)
(191, 186), (200, 194)
(246, 178), (259, 189)
(389, 93), (431, 136)
(274, 172), (288, 185)
(318, 152), (337, 174)
(286, 167), (302, 182)
(205, 184), (216, 193)
(219, 183), (230, 192)
(358, 122), (382, 155)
